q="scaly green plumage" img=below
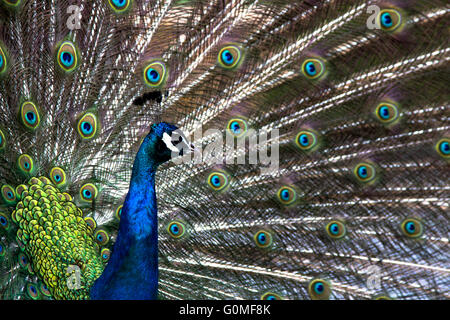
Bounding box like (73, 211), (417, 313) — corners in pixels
(12, 177), (104, 299)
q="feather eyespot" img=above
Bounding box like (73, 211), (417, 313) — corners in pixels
(77, 113), (98, 140)
(80, 183), (98, 202)
(167, 221), (186, 239)
(115, 204), (123, 220)
(26, 283), (40, 300)
(261, 292), (282, 300)
(0, 212), (10, 230)
(3, 0), (21, 7)
(1, 185), (16, 204)
(101, 248), (111, 262)
(295, 130), (318, 151)
(375, 102), (399, 124)
(374, 295), (392, 300)
(254, 230), (273, 248)
(308, 279), (331, 300)
(354, 162), (377, 183)
(0, 241), (6, 257)
(400, 218), (423, 238)
(378, 9), (402, 31)
(94, 229), (109, 245)
(0, 129), (5, 151)
(18, 253), (29, 269)
(0, 45), (7, 74)
(18, 154), (34, 174)
(39, 282), (51, 297)
(227, 118), (248, 137)
(207, 172), (229, 191)
(84, 217), (97, 230)
(108, 0), (131, 13)
(277, 186), (297, 205)
(436, 138), (450, 158)
(326, 220), (347, 239)
(301, 58), (325, 79)
(144, 62), (166, 87)
(56, 41), (78, 72)
(49, 167), (67, 187)
(20, 101), (40, 130)
(218, 45), (241, 69)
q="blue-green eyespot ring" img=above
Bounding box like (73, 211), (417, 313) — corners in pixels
(218, 45), (241, 69)
(308, 279), (331, 300)
(301, 58), (325, 79)
(400, 218), (423, 238)
(378, 9), (402, 31)
(56, 41), (79, 72)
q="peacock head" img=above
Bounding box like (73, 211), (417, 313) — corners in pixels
(142, 122), (193, 166)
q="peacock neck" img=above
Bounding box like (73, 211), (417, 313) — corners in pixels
(126, 164), (158, 238)
(90, 144), (160, 300)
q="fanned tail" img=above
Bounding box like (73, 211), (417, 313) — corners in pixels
(0, 0), (449, 300)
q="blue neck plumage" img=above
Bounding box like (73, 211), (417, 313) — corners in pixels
(90, 141), (160, 300)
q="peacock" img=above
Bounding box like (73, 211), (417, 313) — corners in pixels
(0, 0), (449, 300)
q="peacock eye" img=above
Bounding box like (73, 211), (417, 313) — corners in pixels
(57, 41), (78, 72)
(277, 186), (297, 205)
(301, 58), (325, 79)
(227, 118), (248, 137)
(39, 282), (51, 297)
(17, 154), (34, 174)
(308, 279), (331, 300)
(207, 172), (229, 191)
(50, 167), (67, 187)
(326, 220), (347, 239)
(108, 0), (131, 13)
(375, 102), (399, 124)
(0, 212), (9, 230)
(101, 248), (111, 262)
(354, 162), (377, 183)
(379, 9), (402, 31)
(18, 253), (28, 268)
(0, 45), (7, 74)
(295, 130), (318, 150)
(144, 62), (166, 87)
(400, 218), (423, 238)
(94, 229), (109, 245)
(436, 138), (450, 158)
(0, 241), (5, 257)
(20, 101), (40, 130)
(84, 217), (97, 230)
(77, 112), (98, 140)
(80, 183), (98, 202)
(115, 204), (123, 220)
(261, 292), (282, 300)
(3, 0), (21, 7)
(167, 221), (186, 239)
(254, 230), (273, 248)
(1, 184), (16, 204)
(26, 283), (40, 300)
(374, 295), (392, 300)
(218, 45), (241, 69)
(0, 129), (5, 150)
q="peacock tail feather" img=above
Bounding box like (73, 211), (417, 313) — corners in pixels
(0, 0), (449, 300)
